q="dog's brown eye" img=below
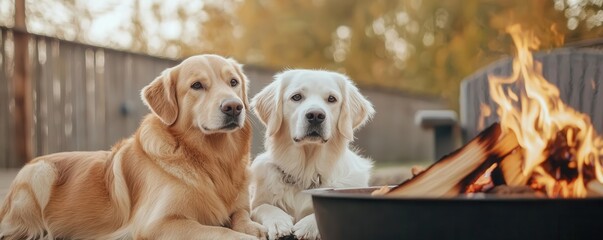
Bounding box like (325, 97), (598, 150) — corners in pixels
(291, 94), (303, 102)
(191, 81), (203, 90)
(328, 95), (337, 103)
(230, 79), (239, 87)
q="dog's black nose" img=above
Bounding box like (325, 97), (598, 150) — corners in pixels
(221, 99), (243, 117)
(305, 109), (326, 124)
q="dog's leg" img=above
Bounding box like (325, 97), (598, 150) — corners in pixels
(0, 161), (56, 240)
(292, 213), (320, 240)
(231, 209), (266, 240)
(251, 204), (294, 240)
(138, 217), (259, 240)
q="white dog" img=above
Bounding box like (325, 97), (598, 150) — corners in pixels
(249, 69), (375, 240)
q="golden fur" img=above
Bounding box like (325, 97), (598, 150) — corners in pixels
(0, 54), (266, 240)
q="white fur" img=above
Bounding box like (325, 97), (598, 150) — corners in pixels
(250, 69), (375, 240)
(23, 161), (56, 211)
(0, 161), (57, 240)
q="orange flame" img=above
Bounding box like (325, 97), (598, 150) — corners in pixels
(488, 25), (603, 198)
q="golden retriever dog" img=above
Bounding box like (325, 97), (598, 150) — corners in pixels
(249, 70), (375, 240)
(0, 54), (266, 240)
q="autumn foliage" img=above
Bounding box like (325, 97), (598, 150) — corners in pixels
(5, 0), (603, 108)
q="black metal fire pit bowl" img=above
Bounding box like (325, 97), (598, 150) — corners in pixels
(308, 187), (603, 240)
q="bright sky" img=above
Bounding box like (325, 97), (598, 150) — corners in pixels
(0, 0), (208, 58)
(0, 0), (15, 26)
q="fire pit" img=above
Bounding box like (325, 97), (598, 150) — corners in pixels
(309, 25), (603, 240)
(309, 187), (603, 240)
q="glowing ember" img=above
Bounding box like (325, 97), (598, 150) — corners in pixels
(488, 25), (603, 197)
(465, 163), (497, 193)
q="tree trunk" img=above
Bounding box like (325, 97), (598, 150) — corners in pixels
(13, 0), (32, 165)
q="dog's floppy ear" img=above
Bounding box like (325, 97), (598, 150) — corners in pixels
(251, 73), (285, 136)
(337, 75), (375, 141)
(141, 67), (180, 125)
(227, 58), (250, 109)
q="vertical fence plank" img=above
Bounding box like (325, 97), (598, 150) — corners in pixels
(0, 30), (8, 167)
(60, 42), (74, 151)
(5, 31), (16, 167)
(581, 53), (596, 126)
(568, 52), (585, 112)
(95, 50), (107, 149)
(135, 55), (148, 127)
(559, 53), (572, 104)
(72, 44), (87, 150)
(541, 53), (559, 87)
(125, 54), (138, 133)
(133, 55), (146, 122)
(593, 56), (603, 132)
(44, 38), (57, 155)
(105, 51), (127, 145)
(126, 53), (138, 136)
(52, 40), (65, 154)
(34, 39), (47, 157)
(84, 48), (96, 150)
(29, 36), (38, 158)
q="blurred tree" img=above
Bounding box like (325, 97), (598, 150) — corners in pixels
(25, 0), (97, 42)
(2, 0), (603, 108)
(226, 0), (603, 109)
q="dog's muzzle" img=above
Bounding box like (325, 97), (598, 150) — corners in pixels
(295, 125), (327, 143)
(221, 99), (243, 117)
(293, 108), (328, 143)
(305, 109), (325, 125)
(219, 99), (243, 130)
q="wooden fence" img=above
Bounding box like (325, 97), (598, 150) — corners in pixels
(1, 27), (447, 168)
(1, 27), (176, 168)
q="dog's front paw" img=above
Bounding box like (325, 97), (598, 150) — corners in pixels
(263, 216), (294, 240)
(292, 215), (320, 240)
(233, 220), (267, 240)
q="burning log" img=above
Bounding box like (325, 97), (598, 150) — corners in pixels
(378, 123), (603, 198)
(542, 127), (581, 182)
(375, 25), (603, 199)
(464, 164), (497, 193)
(383, 123), (519, 197)
(494, 150), (529, 186)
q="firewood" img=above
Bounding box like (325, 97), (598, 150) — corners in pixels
(385, 123), (519, 197)
(464, 164), (497, 193)
(494, 149), (530, 186)
(370, 186), (391, 196)
(411, 166), (426, 176)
